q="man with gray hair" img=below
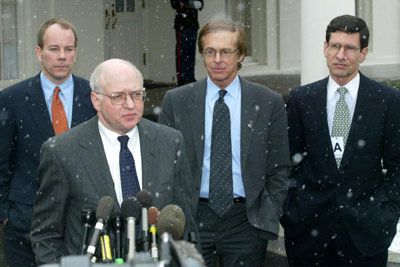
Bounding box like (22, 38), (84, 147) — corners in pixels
(30, 58), (197, 264)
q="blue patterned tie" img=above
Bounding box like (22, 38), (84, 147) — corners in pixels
(209, 90), (233, 217)
(118, 135), (140, 199)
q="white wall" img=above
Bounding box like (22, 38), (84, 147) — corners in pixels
(360, 0), (400, 80)
(145, 1), (176, 83)
(54, 0), (105, 79)
(300, 0), (354, 85)
(279, 0), (301, 72)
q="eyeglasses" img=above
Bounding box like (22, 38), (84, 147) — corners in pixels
(327, 43), (360, 55)
(96, 90), (146, 105)
(203, 48), (239, 59)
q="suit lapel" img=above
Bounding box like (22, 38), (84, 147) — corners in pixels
(77, 116), (119, 202)
(25, 74), (55, 138)
(340, 75), (376, 169)
(71, 75), (94, 127)
(307, 79), (339, 170)
(190, 80), (207, 168)
(240, 78), (258, 171)
(138, 119), (157, 191)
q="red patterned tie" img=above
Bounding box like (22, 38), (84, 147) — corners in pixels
(51, 86), (69, 135)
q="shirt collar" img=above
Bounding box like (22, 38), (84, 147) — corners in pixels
(98, 119), (138, 145)
(327, 72), (360, 100)
(206, 75), (240, 100)
(40, 72), (74, 100)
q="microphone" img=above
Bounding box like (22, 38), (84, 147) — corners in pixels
(86, 196), (114, 260)
(148, 206), (160, 259)
(79, 206), (95, 255)
(112, 213), (124, 263)
(156, 204), (186, 240)
(121, 197), (141, 262)
(159, 232), (205, 267)
(99, 219), (113, 263)
(136, 190), (153, 252)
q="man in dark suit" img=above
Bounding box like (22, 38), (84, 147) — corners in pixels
(30, 58), (197, 265)
(0, 18), (95, 267)
(170, 0), (203, 85)
(159, 19), (290, 266)
(281, 15), (400, 266)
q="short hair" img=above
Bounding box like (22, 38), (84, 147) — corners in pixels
(198, 19), (247, 70)
(37, 18), (78, 48)
(326, 15), (369, 49)
(90, 58), (143, 93)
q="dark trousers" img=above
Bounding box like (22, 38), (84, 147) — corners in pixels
(4, 221), (36, 267)
(175, 28), (197, 85)
(284, 216), (388, 267)
(197, 200), (267, 267)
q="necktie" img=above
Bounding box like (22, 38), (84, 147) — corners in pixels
(51, 86), (69, 135)
(209, 90), (233, 217)
(331, 87), (351, 168)
(118, 135), (141, 199)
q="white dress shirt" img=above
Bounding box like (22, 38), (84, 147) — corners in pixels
(98, 121), (143, 205)
(327, 73), (360, 135)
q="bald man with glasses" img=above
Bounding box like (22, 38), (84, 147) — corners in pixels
(30, 58), (197, 265)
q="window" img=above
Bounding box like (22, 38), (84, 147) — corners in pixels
(0, 0), (18, 80)
(229, 0), (252, 57)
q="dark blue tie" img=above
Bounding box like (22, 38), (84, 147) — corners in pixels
(209, 90), (233, 217)
(118, 135), (140, 199)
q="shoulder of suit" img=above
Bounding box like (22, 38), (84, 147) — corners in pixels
(72, 75), (90, 90)
(240, 77), (282, 100)
(166, 79), (206, 95)
(140, 118), (182, 136)
(0, 75), (40, 97)
(359, 73), (400, 99)
(290, 77), (328, 97)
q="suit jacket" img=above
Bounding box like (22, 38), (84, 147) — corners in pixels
(281, 72), (400, 256)
(30, 116), (197, 264)
(0, 73), (95, 232)
(158, 77), (291, 239)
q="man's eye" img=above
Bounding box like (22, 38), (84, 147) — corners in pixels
(111, 93), (124, 100)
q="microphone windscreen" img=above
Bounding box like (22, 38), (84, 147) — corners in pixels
(157, 204), (185, 240)
(148, 206), (160, 225)
(121, 197), (141, 219)
(136, 190), (153, 208)
(96, 196), (114, 220)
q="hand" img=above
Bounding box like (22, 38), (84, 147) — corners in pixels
(2, 218), (8, 226)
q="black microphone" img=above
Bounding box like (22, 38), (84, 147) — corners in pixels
(112, 212), (124, 264)
(156, 204), (186, 240)
(79, 206), (95, 255)
(121, 197), (141, 262)
(136, 190), (153, 252)
(148, 206), (160, 259)
(86, 196), (114, 260)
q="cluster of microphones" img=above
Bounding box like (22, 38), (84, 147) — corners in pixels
(60, 190), (203, 267)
